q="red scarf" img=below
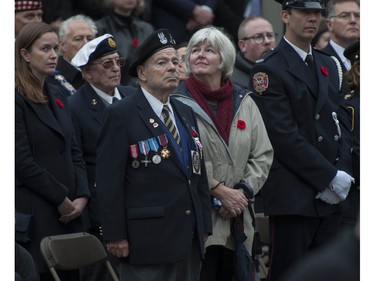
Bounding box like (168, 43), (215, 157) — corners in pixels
(185, 75), (234, 144)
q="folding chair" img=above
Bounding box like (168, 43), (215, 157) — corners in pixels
(40, 232), (119, 281)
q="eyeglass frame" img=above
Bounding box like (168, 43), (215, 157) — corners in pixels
(241, 32), (279, 44)
(329, 12), (360, 21)
(90, 57), (126, 69)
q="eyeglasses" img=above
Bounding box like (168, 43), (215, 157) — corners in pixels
(330, 12), (360, 21)
(91, 57), (126, 69)
(241, 32), (278, 44)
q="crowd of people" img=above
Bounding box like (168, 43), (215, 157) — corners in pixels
(14, 0), (360, 281)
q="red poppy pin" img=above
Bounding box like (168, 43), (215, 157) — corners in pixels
(56, 99), (64, 108)
(237, 120), (246, 130)
(321, 66), (328, 76)
(132, 38), (139, 48)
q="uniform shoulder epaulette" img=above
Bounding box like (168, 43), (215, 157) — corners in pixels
(255, 49), (277, 64)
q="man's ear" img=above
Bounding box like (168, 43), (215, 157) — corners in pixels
(137, 65), (147, 82)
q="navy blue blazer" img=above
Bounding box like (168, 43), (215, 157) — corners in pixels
(68, 83), (137, 232)
(249, 38), (352, 217)
(15, 83), (90, 272)
(96, 88), (212, 265)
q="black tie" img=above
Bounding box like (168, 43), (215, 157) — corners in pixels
(112, 97), (119, 104)
(305, 54), (318, 90)
(162, 105), (181, 145)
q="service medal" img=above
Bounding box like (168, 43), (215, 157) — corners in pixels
(132, 160), (140, 168)
(158, 134), (170, 159)
(129, 144), (140, 169)
(152, 154), (162, 164)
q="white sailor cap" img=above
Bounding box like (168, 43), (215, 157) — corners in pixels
(71, 34), (117, 68)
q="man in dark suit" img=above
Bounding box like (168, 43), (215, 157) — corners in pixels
(68, 33), (137, 281)
(47, 14), (98, 96)
(322, 0), (359, 94)
(248, 1), (354, 280)
(95, 29), (212, 281)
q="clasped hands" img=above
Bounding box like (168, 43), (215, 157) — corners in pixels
(212, 183), (248, 219)
(316, 170), (354, 204)
(57, 197), (88, 223)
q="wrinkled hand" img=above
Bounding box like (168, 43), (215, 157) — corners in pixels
(330, 170), (354, 200)
(107, 239), (129, 258)
(218, 206), (236, 219)
(218, 187), (248, 217)
(316, 188), (341, 204)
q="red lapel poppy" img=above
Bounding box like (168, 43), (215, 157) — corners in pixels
(56, 99), (64, 108)
(321, 66), (328, 76)
(132, 38), (139, 48)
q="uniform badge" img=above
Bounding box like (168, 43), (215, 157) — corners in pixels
(191, 150), (201, 175)
(253, 72), (269, 95)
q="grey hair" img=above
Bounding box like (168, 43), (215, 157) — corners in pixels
(185, 26), (236, 80)
(325, 0), (360, 17)
(58, 14), (98, 42)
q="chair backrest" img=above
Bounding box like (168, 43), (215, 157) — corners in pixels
(40, 232), (107, 270)
(40, 232), (119, 281)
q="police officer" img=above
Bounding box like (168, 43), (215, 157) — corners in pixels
(248, 1), (354, 280)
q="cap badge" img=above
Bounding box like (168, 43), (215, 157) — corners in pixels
(158, 32), (168, 44)
(253, 72), (269, 95)
(108, 38), (116, 48)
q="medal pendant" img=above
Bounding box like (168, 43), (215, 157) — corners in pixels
(132, 159), (140, 168)
(161, 148), (171, 159)
(152, 154), (162, 164)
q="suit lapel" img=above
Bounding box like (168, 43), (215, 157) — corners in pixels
(312, 51), (329, 114)
(279, 40), (317, 97)
(82, 84), (107, 126)
(25, 85), (66, 138)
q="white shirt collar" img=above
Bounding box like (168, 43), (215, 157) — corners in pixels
(283, 36), (312, 61)
(141, 87), (176, 124)
(329, 40), (351, 70)
(90, 84), (121, 104)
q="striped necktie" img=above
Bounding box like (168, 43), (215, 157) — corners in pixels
(162, 105), (181, 145)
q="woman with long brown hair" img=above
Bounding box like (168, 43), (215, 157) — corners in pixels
(15, 22), (90, 281)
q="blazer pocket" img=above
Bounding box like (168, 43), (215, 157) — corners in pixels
(127, 206), (165, 219)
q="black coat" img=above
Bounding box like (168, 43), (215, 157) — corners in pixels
(68, 84), (137, 232)
(15, 83), (90, 272)
(96, 88), (212, 265)
(249, 38), (353, 217)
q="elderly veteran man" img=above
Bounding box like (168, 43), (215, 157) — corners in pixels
(15, 0), (43, 37)
(68, 33), (137, 281)
(95, 29), (212, 281)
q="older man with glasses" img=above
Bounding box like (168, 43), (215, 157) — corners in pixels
(67, 33), (137, 281)
(323, 0), (360, 72)
(232, 16), (278, 89)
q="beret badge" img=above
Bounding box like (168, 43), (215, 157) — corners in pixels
(108, 37), (116, 48)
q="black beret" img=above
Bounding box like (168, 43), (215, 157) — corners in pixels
(128, 29), (177, 77)
(274, 0), (325, 10)
(71, 34), (117, 68)
(344, 40), (360, 64)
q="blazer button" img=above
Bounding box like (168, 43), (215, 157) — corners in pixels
(185, 210), (191, 215)
(334, 135), (339, 141)
(318, 136), (323, 142)
(315, 114), (320, 120)
(188, 180), (191, 185)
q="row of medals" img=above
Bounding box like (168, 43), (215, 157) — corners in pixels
(130, 134), (171, 169)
